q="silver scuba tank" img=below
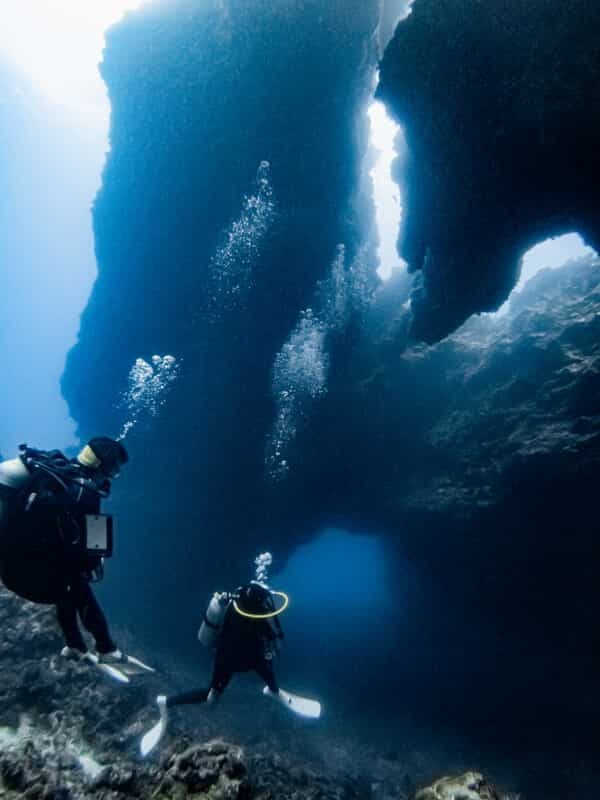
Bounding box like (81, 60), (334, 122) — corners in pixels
(0, 457), (30, 530)
(198, 592), (230, 648)
(0, 457), (30, 491)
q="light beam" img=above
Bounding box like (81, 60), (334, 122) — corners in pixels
(0, 0), (148, 121)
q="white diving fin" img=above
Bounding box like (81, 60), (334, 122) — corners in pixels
(116, 654), (155, 677)
(60, 648), (148, 684)
(262, 686), (322, 719)
(140, 696), (168, 758)
(84, 653), (130, 684)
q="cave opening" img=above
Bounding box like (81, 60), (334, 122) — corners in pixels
(273, 527), (391, 626)
(0, 0), (147, 117)
(367, 98), (406, 281)
(495, 231), (597, 315)
(271, 528), (424, 706)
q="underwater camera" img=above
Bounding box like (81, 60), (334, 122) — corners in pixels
(82, 514), (114, 557)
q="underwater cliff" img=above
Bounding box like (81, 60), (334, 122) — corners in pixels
(58, 0), (600, 796)
(62, 0), (382, 634)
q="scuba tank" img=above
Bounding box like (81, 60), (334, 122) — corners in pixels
(0, 457), (31, 531)
(198, 592), (230, 648)
(0, 457), (30, 491)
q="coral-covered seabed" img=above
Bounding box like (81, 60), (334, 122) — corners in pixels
(0, 586), (520, 799)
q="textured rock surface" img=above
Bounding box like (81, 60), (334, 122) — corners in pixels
(416, 771), (501, 800)
(64, 0), (380, 438)
(378, 0), (600, 341)
(61, 0), (381, 647)
(277, 255), (600, 762)
(416, 772), (500, 800)
(0, 586), (165, 799)
(279, 255), (600, 541)
(0, 586), (383, 798)
(397, 256), (600, 516)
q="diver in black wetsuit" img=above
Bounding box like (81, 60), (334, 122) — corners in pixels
(0, 438), (128, 661)
(168, 582), (282, 708)
(140, 581), (321, 756)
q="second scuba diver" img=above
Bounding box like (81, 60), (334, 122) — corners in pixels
(0, 438), (152, 682)
(140, 580), (321, 756)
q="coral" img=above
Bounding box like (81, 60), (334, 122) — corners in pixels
(416, 772), (500, 800)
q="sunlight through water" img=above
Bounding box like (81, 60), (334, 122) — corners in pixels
(495, 232), (596, 315)
(367, 99), (405, 281)
(0, 0), (148, 122)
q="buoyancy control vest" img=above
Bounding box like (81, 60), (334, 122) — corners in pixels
(199, 584), (285, 668)
(0, 446), (111, 603)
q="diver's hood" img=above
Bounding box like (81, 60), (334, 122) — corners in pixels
(236, 582), (274, 614)
(78, 437), (128, 479)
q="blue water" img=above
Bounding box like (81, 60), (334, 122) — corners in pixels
(1, 3), (599, 799)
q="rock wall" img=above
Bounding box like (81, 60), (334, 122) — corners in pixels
(378, 0), (600, 341)
(291, 257), (600, 746)
(59, 0), (600, 783)
(61, 0), (381, 643)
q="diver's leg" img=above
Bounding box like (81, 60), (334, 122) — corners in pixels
(142, 669), (227, 757)
(56, 587), (87, 653)
(210, 657), (233, 694)
(167, 659), (233, 707)
(70, 575), (116, 654)
(165, 688), (211, 707)
(255, 658), (279, 693)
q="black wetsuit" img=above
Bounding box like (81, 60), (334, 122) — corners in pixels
(56, 573), (115, 654)
(0, 453), (116, 654)
(167, 597), (282, 708)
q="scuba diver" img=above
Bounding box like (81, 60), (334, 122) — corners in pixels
(0, 438), (152, 681)
(140, 580), (321, 757)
